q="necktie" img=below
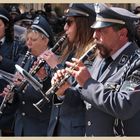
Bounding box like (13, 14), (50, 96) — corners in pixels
(97, 56), (113, 79)
(0, 41), (2, 46)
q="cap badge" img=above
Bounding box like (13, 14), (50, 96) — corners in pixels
(12, 6), (16, 12)
(33, 17), (40, 24)
(95, 3), (100, 13)
(69, 3), (73, 8)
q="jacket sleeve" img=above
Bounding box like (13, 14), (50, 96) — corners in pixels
(0, 57), (16, 73)
(81, 69), (140, 121)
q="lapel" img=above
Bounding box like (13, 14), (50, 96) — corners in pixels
(0, 42), (12, 58)
(98, 43), (139, 82)
(17, 55), (35, 72)
(26, 56), (37, 72)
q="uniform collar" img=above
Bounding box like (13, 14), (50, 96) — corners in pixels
(111, 42), (131, 60)
(0, 37), (5, 45)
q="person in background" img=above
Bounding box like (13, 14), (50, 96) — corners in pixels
(133, 6), (140, 47)
(9, 6), (21, 22)
(0, 7), (22, 136)
(51, 3), (140, 136)
(44, 3), (65, 38)
(14, 9), (36, 29)
(13, 9), (36, 56)
(1, 15), (54, 136)
(39, 3), (96, 136)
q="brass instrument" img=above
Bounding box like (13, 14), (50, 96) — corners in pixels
(15, 34), (67, 93)
(33, 43), (97, 112)
(0, 50), (31, 114)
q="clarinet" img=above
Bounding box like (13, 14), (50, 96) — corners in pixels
(15, 35), (67, 93)
(33, 43), (97, 112)
(20, 49), (31, 68)
(0, 50), (31, 114)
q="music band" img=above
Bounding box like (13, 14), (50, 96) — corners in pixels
(0, 3), (140, 137)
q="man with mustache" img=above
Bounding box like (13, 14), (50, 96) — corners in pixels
(52, 3), (140, 136)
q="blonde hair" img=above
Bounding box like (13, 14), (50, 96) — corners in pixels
(25, 28), (47, 40)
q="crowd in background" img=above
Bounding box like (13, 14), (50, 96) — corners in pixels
(4, 4), (66, 43)
(1, 3), (140, 48)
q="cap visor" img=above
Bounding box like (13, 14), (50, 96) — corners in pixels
(65, 12), (85, 17)
(91, 21), (113, 29)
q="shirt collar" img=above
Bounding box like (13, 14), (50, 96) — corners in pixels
(0, 37), (5, 45)
(111, 42), (131, 60)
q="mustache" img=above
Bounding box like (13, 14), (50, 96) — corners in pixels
(94, 41), (110, 58)
(94, 39), (105, 48)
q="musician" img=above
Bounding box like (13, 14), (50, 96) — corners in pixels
(51, 4), (140, 136)
(0, 7), (22, 136)
(2, 15), (54, 136)
(39, 3), (96, 136)
(9, 6), (21, 22)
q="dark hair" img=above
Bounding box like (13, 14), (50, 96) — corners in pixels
(44, 3), (52, 13)
(59, 15), (95, 62)
(134, 6), (140, 14)
(0, 17), (14, 42)
(112, 23), (135, 42)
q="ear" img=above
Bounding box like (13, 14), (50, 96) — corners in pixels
(44, 37), (49, 47)
(119, 28), (128, 40)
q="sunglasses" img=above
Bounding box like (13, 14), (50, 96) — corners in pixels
(65, 19), (74, 26)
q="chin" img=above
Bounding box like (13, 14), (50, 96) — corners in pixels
(68, 37), (73, 43)
(98, 46), (110, 58)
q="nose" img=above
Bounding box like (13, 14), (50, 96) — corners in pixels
(64, 23), (68, 31)
(27, 39), (31, 45)
(93, 30), (99, 40)
(26, 39), (32, 47)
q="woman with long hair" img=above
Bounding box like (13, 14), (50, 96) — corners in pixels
(39, 3), (96, 136)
